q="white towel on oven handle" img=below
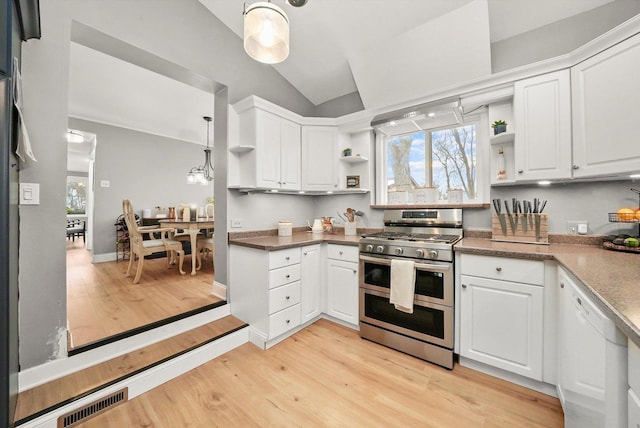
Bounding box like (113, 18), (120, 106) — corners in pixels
(390, 259), (415, 313)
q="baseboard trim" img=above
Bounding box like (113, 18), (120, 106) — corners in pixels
(212, 281), (226, 300)
(92, 252), (117, 263)
(459, 356), (558, 398)
(17, 327), (249, 428)
(19, 304), (231, 392)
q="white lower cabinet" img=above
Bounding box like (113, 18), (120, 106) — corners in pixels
(326, 244), (359, 326)
(231, 243), (359, 347)
(459, 254), (544, 380)
(230, 246), (302, 347)
(300, 244), (322, 324)
(630, 339), (640, 427)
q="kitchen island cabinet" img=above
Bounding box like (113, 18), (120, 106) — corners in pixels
(459, 254), (544, 381)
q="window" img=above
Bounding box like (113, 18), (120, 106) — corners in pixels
(380, 116), (486, 204)
(66, 176), (88, 214)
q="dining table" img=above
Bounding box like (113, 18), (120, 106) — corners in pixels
(159, 218), (214, 276)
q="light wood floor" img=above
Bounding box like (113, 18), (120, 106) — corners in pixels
(85, 319), (564, 427)
(66, 239), (222, 350)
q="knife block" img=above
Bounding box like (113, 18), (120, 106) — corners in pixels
(491, 213), (549, 244)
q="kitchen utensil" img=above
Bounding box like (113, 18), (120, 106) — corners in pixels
(522, 201), (529, 234)
(336, 211), (347, 222)
(535, 214), (541, 241)
(505, 200), (517, 233)
(539, 200), (547, 213)
(493, 199), (507, 236)
(308, 219), (323, 233)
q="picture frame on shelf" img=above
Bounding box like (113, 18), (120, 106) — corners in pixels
(346, 175), (360, 188)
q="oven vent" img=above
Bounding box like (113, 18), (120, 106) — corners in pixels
(57, 388), (128, 427)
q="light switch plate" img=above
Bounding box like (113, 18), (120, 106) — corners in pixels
(19, 183), (40, 205)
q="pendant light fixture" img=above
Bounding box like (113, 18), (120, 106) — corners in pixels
(243, 1), (289, 64)
(187, 116), (214, 185)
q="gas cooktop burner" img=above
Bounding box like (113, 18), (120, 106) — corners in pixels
(362, 232), (461, 244)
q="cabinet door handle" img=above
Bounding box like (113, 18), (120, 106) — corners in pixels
(286, 319), (290, 324)
(462, 284), (467, 289)
(496, 267), (502, 272)
(286, 274), (290, 279)
(353, 270), (357, 274)
(572, 165), (580, 170)
(285, 256), (290, 261)
(339, 251), (343, 255)
(304, 252), (308, 256)
(285, 296), (290, 300)
(517, 169), (523, 174)
(560, 281), (564, 288)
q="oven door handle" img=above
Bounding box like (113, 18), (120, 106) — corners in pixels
(359, 255), (450, 272)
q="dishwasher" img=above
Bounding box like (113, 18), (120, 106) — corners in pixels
(557, 268), (628, 428)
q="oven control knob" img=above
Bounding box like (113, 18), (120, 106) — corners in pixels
(365, 244), (374, 252)
(376, 245), (385, 253)
(395, 247), (404, 255)
(416, 249), (425, 258)
(428, 250), (438, 259)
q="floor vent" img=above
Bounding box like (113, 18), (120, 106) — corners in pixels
(57, 388), (128, 427)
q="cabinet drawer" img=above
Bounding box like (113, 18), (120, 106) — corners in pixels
(269, 247), (301, 269)
(461, 254), (544, 285)
(268, 264), (301, 289)
(327, 244), (358, 262)
(269, 304), (301, 338)
(269, 281), (301, 314)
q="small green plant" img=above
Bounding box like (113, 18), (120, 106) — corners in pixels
(342, 147), (352, 157)
(491, 120), (507, 128)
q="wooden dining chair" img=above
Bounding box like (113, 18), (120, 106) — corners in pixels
(196, 235), (214, 271)
(122, 199), (185, 283)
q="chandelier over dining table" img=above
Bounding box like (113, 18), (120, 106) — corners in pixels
(187, 116), (214, 185)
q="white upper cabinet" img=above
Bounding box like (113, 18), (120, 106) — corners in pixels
(514, 69), (572, 181)
(236, 108), (301, 190)
(572, 33), (640, 178)
(301, 126), (338, 191)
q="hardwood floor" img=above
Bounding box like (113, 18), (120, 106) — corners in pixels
(14, 316), (247, 424)
(66, 239), (222, 350)
(85, 319), (564, 427)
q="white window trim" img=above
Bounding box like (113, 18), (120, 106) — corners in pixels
(375, 111), (490, 205)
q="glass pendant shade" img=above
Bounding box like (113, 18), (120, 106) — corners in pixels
(244, 2), (289, 64)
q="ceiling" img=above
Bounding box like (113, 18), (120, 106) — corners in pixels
(66, 0), (618, 162)
(199, 0), (615, 106)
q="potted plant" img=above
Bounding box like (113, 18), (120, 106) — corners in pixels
(342, 147), (352, 157)
(491, 120), (507, 135)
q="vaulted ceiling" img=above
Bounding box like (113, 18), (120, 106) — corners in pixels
(67, 0), (634, 158)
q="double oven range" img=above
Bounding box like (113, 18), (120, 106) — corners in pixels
(358, 209), (462, 369)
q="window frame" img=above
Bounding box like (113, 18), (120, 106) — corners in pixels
(375, 111), (489, 205)
(66, 175), (89, 215)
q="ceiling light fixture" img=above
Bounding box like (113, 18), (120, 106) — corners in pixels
(243, 1), (289, 64)
(66, 130), (84, 144)
(630, 173), (640, 178)
(187, 116), (214, 185)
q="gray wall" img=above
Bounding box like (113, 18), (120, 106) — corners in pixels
(68, 118), (214, 256)
(491, 0), (640, 73)
(19, 0), (70, 369)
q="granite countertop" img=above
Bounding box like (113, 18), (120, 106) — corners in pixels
(456, 237), (640, 348)
(228, 230), (363, 250)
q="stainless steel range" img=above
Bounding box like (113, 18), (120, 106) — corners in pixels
(358, 208), (462, 369)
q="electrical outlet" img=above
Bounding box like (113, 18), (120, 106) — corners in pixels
(567, 220), (588, 235)
(231, 219), (243, 228)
